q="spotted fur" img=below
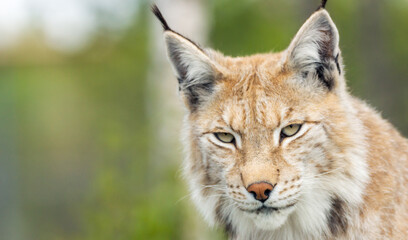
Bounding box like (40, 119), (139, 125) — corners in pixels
(153, 3), (408, 240)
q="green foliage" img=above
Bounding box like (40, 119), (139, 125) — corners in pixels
(210, 0), (298, 56)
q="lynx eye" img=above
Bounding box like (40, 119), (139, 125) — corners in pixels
(281, 124), (302, 138)
(214, 133), (235, 143)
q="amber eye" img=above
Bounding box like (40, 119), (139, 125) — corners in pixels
(281, 124), (302, 138)
(214, 133), (235, 143)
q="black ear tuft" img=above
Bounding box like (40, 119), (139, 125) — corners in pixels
(151, 4), (171, 31)
(317, 0), (328, 11)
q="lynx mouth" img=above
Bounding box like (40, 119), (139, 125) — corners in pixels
(244, 203), (296, 215)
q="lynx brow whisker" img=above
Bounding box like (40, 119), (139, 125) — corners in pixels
(303, 167), (344, 179)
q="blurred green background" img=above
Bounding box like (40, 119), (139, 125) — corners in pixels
(1, 0), (407, 239)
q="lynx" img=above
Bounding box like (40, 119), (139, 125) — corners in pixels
(153, 1), (408, 239)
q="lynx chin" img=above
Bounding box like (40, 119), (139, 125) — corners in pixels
(153, 1), (408, 239)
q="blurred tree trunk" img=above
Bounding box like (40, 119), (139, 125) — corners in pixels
(0, 81), (26, 240)
(147, 0), (218, 239)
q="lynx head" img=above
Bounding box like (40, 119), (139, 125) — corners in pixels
(153, 1), (368, 237)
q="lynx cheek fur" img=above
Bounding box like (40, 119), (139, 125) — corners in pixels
(153, 2), (408, 239)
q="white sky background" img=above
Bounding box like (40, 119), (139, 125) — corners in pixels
(0, 0), (139, 53)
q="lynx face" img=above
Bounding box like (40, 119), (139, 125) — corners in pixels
(193, 78), (323, 229)
(153, 4), (369, 238)
(188, 58), (352, 231)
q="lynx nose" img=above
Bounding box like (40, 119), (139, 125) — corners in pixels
(246, 182), (275, 202)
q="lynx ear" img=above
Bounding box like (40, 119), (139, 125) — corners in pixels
(164, 32), (217, 109)
(285, 9), (342, 90)
(152, 4), (216, 110)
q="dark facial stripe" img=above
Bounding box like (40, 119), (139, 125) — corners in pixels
(215, 200), (237, 239)
(224, 221), (237, 240)
(328, 197), (348, 236)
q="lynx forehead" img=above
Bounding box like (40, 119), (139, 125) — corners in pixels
(153, 1), (408, 239)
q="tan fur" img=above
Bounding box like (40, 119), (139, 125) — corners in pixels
(187, 50), (408, 239)
(156, 6), (408, 239)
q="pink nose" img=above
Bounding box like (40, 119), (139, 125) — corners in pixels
(246, 182), (274, 202)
